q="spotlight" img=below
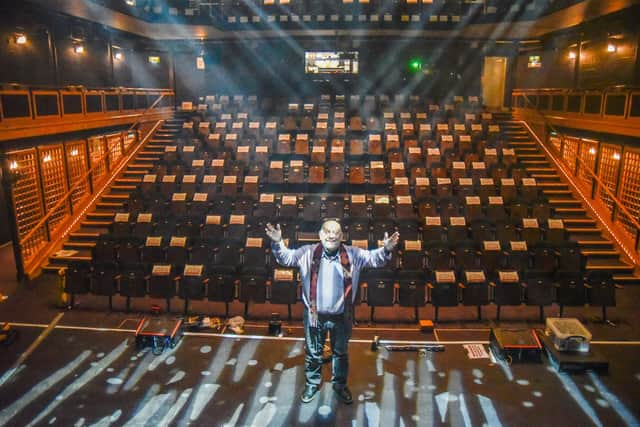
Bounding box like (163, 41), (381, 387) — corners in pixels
(74, 44), (85, 54)
(114, 51), (123, 60)
(15, 33), (27, 44)
(148, 55), (160, 64)
(568, 50), (576, 60)
(607, 42), (616, 53)
(125, 0), (136, 6)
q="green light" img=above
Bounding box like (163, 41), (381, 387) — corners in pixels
(409, 58), (422, 72)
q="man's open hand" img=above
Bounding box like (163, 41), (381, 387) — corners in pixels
(383, 231), (400, 252)
(265, 223), (282, 243)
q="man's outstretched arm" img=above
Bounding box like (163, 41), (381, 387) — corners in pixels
(266, 222), (307, 267)
(357, 231), (400, 268)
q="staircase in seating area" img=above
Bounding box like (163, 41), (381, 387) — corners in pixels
(496, 113), (640, 285)
(44, 118), (184, 272)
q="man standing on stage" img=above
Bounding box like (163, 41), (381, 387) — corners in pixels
(266, 219), (399, 404)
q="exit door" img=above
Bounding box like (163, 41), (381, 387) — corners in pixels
(482, 56), (507, 110)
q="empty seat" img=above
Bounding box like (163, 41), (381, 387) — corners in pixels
(586, 271), (617, 322)
(555, 270), (586, 316)
(480, 241), (503, 279)
(207, 266), (236, 317)
(557, 242), (585, 272)
(460, 270), (489, 320)
(179, 264), (207, 314)
(64, 262), (91, 307)
(426, 241), (452, 270)
(141, 236), (165, 265)
(454, 240), (478, 270)
(429, 270), (459, 322)
(94, 235), (118, 263)
(148, 264), (177, 312)
(493, 270), (522, 320)
(119, 264), (147, 311)
(270, 268), (298, 320)
(399, 240), (425, 271)
(531, 242), (557, 273)
(346, 218), (370, 242)
(523, 270), (554, 321)
(505, 241), (529, 272)
(90, 262), (119, 310)
(520, 218), (541, 245)
(397, 270), (426, 321)
(239, 267), (269, 317)
(363, 268), (395, 322)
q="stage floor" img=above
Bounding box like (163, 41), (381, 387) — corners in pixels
(0, 246), (639, 426)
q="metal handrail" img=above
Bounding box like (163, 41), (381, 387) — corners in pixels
(18, 93), (167, 247)
(519, 93), (640, 240)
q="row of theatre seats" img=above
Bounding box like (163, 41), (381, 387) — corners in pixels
(100, 208), (565, 245)
(181, 93), (484, 118)
(60, 95), (617, 322)
(64, 259), (615, 322)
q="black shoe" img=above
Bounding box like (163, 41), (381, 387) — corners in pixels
(301, 385), (319, 403)
(333, 385), (353, 404)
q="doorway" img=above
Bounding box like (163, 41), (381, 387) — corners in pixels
(482, 56), (507, 110)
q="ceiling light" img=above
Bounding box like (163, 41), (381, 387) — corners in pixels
(568, 50), (576, 59)
(125, 0), (136, 6)
(74, 44), (84, 54)
(607, 42), (616, 52)
(15, 34), (27, 44)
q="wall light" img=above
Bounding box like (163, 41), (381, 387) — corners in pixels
(74, 44), (85, 54)
(9, 161), (18, 170)
(613, 152), (621, 161)
(568, 50), (576, 60)
(148, 55), (160, 64)
(196, 56), (205, 70)
(588, 147), (596, 155)
(15, 33), (27, 44)
(70, 149), (79, 157)
(43, 154), (52, 163)
(607, 42), (617, 53)
(114, 51), (123, 61)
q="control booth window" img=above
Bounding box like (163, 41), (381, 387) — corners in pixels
(305, 51), (359, 74)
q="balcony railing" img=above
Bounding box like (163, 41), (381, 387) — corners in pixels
(0, 85), (174, 141)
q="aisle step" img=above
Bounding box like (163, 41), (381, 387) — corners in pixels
(87, 212), (115, 220)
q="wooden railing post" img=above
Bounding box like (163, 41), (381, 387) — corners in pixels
(0, 154), (26, 281)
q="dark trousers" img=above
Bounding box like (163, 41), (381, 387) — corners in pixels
(302, 309), (353, 389)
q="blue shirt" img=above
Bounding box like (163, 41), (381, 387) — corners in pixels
(271, 241), (391, 314)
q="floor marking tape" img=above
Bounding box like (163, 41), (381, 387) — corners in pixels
(5, 321), (640, 346)
(0, 313), (64, 386)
